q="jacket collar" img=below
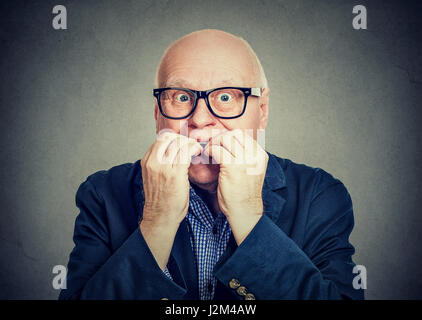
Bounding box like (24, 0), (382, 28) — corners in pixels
(263, 152), (287, 191)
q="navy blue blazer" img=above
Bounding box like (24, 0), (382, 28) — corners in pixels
(59, 153), (364, 300)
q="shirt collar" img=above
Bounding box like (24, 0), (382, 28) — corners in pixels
(188, 185), (227, 230)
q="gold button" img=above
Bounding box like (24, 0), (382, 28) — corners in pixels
(236, 286), (247, 296)
(245, 293), (255, 300)
(229, 278), (240, 289)
(161, 297), (169, 300)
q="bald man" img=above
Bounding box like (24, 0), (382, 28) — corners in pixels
(60, 30), (363, 300)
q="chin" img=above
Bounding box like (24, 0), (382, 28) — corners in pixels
(188, 163), (219, 189)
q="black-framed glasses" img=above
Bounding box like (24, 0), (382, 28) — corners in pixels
(153, 87), (262, 119)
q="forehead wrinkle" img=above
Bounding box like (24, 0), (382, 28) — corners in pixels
(163, 66), (251, 90)
(164, 78), (240, 89)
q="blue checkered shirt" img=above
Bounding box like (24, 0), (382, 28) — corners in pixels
(163, 186), (232, 300)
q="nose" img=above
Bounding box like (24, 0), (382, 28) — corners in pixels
(188, 97), (217, 129)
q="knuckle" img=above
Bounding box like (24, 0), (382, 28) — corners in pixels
(158, 130), (176, 140)
(233, 128), (244, 137)
(144, 160), (157, 172)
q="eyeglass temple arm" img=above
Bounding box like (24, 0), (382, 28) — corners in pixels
(251, 88), (262, 97)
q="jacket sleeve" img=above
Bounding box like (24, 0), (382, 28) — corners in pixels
(213, 177), (364, 300)
(59, 177), (186, 300)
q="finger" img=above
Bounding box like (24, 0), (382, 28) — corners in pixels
(241, 132), (267, 167)
(228, 129), (263, 163)
(229, 128), (247, 147)
(162, 136), (189, 164)
(173, 140), (202, 166)
(209, 130), (245, 162)
(204, 143), (234, 165)
(156, 130), (180, 142)
(141, 134), (163, 169)
(141, 147), (152, 169)
(154, 133), (183, 164)
(238, 129), (261, 154)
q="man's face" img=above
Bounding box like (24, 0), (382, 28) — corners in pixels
(154, 32), (269, 190)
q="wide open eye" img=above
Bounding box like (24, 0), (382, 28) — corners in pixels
(175, 93), (191, 103)
(217, 92), (232, 102)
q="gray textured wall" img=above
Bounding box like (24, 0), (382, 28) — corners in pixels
(0, 0), (421, 299)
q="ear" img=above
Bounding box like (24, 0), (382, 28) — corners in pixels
(258, 87), (269, 130)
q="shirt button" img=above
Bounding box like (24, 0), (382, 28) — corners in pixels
(245, 293), (255, 300)
(236, 286), (247, 296)
(229, 278), (240, 289)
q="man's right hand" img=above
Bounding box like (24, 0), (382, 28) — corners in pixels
(139, 132), (202, 271)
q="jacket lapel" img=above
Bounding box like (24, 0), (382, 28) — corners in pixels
(262, 153), (287, 223)
(168, 219), (199, 299)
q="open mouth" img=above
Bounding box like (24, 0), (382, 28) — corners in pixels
(191, 141), (213, 165)
(199, 141), (208, 149)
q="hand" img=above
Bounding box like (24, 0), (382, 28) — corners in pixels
(204, 129), (269, 244)
(140, 132), (201, 270)
(141, 132), (202, 226)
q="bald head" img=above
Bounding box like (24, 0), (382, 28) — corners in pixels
(155, 29), (267, 89)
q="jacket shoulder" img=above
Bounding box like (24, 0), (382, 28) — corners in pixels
(79, 160), (141, 198)
(270, 154), (347, 197)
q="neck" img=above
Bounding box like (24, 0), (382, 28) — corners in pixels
(190, 182), (220, 217)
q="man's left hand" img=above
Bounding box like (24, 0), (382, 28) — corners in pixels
(204, 129), (269, 245)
